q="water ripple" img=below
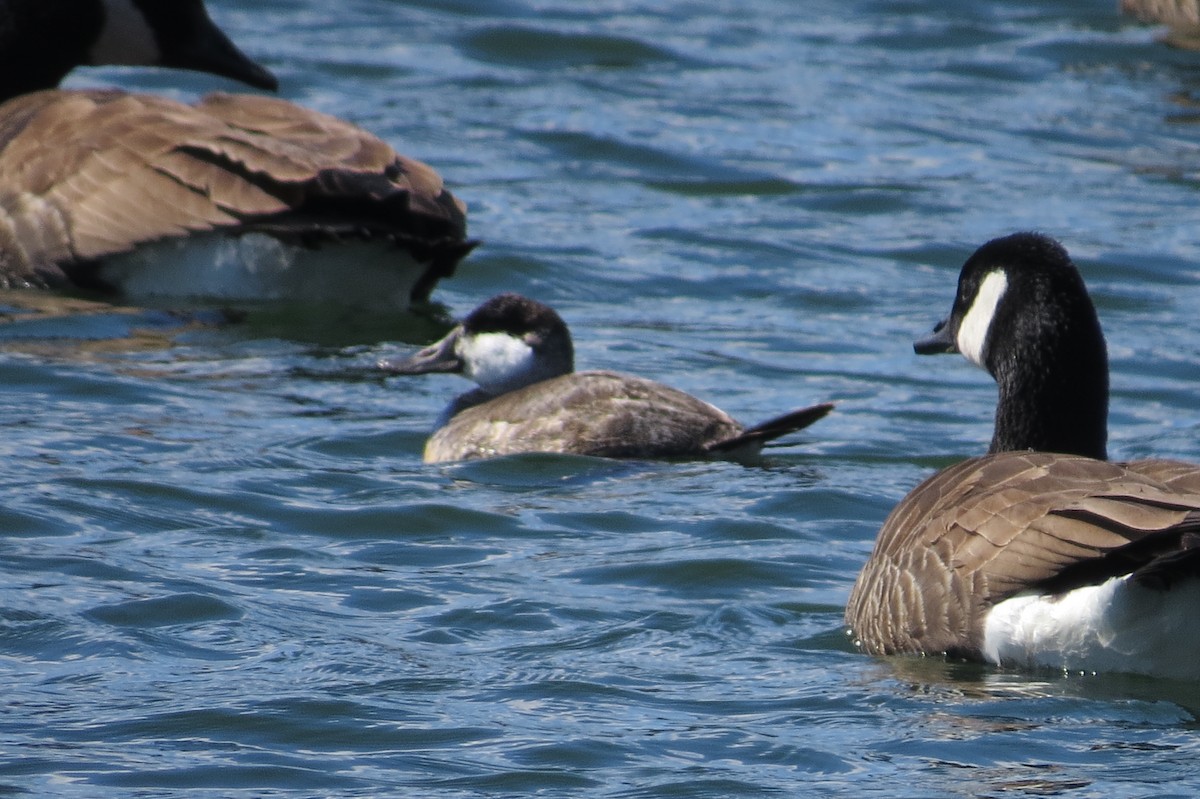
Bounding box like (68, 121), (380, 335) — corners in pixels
(4, 0), (1200, 796)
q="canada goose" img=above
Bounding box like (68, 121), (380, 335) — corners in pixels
(845, 232), (1200, 679)
(379, 293), (835, 463)
(0, 0), (472, 308)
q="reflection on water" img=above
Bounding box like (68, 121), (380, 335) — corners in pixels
(0, 290), (202, 358)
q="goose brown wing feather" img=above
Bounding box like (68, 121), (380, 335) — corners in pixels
(191, 94), (457, 219)
(1121, 0), (1200, 28)
(194, 95), (417, 181)
(0, 89), (468, 292)
(1126, 458), (1200, 492)
(846, 451), (1200, 658)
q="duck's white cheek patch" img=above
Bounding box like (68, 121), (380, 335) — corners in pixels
(956, 270), (1007, 369)
(459, 332), (536, 393)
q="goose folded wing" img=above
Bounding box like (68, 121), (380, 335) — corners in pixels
(0, 89), (467, 287)
(850, 451), (1200, 657)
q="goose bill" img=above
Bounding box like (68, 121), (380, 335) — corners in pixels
(914, 318), (958, 355)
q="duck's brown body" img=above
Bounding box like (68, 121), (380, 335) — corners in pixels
(425, 370), (745, 463)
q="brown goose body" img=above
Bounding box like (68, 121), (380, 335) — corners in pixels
(0, 0), (471, 306)
(1121, 0), (1200, 31)
(846, 451), (1200, 663)
(0, 89), (469, 303)
(1122, 1), (1200, 49)
(846, 233), (1200, 678)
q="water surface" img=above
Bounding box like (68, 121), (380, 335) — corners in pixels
(5, 0), (1200, 796)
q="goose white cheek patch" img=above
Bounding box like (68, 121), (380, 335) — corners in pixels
(956, 270), (1007, 369)
(459, 332), (537, 393)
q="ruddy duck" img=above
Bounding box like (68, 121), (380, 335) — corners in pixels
(381, 293), (834, 463)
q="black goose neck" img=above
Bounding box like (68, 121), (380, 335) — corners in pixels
(0, 1), (101, 100)
(985, 263), (1108, 460)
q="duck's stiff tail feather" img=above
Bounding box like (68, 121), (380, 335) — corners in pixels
(706, 402), (835, 457)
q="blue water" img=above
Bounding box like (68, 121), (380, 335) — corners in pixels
(4, 0), (1200, 795)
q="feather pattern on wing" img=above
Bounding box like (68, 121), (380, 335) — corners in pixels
(845, 451), (1200, 659)
(0, 89), (469, 294)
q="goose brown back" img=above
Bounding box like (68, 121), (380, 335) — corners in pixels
(0, 90), (468, 297)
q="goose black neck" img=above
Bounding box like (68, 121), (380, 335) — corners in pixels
(986, 272), (1109, 460)
(0, 3), (101, 100)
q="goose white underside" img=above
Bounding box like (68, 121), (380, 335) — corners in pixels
(96, 233), (426, 309)
(982, 575), (1200, 680)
